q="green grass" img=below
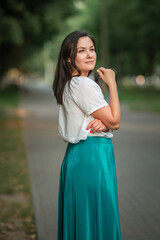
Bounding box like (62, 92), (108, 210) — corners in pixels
(0, 85), (19, 109)
(0, 86), (36, 239)
(0, 117), (30, 194)
(118, 87), (160, 113)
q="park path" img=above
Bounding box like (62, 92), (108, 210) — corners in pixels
(20, 81), (160, 240)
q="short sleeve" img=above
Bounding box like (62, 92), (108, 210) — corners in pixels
(69, 76), (108, 115)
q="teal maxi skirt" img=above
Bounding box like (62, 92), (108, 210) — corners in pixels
(57, 137), (121, 240)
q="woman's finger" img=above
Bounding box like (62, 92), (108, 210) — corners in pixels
(91, 121), (100, 129)
(91, 121), (105, 132)
(97, 67), (105, 73)
(97, 68), (104, 79)
(86, 119), (96, 129)
(87, 119), (108, 133)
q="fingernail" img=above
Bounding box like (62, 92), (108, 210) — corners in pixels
(86, 128), (88, 130)
(90, 130), (92, 133)
(97, 69), (99, 72)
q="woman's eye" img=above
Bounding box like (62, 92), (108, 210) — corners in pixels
(78, 48), (95, 53)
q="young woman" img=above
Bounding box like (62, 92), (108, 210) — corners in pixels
(53, 30), (121, 240)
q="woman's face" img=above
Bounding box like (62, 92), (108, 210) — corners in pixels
(72, 36), (97, 77)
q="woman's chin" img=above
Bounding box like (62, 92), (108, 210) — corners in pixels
(89, 67), (95, 71)
(86, 66), (95, 71)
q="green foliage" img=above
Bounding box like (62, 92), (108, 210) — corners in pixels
(59, 0), (160, 77)
(0, 85), (19, 109)
(107, 0), (160, 76)
(0, 0), (75, 83)
(1, 0), (160, 82)
(119, 87), (160, 113)
(0, 16), (23, 44)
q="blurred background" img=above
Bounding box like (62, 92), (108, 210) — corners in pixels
(0, 0), (160, 240)
(0, 0), (160, 94)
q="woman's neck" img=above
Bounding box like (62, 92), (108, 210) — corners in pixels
(72, 69), (89, 77)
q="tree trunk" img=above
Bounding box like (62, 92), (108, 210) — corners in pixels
(0, 43), (23, 87)
(100, 0), (109, 66)
(147, 48), (156, 76)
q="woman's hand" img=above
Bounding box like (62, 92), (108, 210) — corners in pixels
(97, 67), (116, 88)
(86, 119), (109, 133)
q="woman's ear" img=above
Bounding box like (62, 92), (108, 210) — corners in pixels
(68, 58), (71, 63)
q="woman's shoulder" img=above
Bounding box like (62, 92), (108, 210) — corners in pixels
(71, 76), (97, 88)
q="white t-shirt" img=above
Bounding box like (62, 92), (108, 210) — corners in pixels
(58, 76), (113, 143)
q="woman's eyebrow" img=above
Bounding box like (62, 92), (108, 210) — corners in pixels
(77, 45), (95, 49)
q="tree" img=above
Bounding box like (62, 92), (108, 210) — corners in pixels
(62, 0), (160, 77)
(107, 0), (160, 76)
(0, 0), (75, 84)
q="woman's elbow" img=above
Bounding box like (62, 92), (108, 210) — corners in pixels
(113, 123), (120, 130)
(108, 122), (120, 130)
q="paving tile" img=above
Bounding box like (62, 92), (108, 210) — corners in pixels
(20, 83), (160, 240)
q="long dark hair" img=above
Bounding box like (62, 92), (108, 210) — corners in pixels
(52, 30), (96, 105)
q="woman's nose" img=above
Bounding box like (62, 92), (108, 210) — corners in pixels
(86, 50), (92, 57)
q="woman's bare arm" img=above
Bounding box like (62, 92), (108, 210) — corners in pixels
(88, 68), (120, 130)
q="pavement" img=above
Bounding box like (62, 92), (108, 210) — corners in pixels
(20, 81), (160, 240)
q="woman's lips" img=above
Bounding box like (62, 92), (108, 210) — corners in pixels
(85, 61), (94, 64)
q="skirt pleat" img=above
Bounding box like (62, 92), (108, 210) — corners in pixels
(57, 137), (121, 240)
